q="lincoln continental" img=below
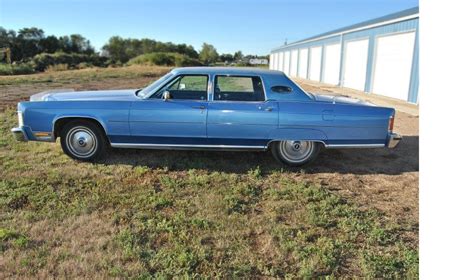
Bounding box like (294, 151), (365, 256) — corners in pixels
(11, 67), (401, 166)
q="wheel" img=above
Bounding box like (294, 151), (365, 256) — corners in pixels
(60, 120), (107, 161)
(271, 140), (322, 167)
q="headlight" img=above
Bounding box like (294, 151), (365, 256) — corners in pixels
(18, 111), (24, 126)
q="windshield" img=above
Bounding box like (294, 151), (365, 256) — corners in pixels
(136, 72), (174, 98)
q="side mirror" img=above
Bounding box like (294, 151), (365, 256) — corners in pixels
(178, 83), (186, 90)
(163, 90), (171, 101)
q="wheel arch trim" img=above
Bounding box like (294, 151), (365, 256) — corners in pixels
(52, 115), (108, 139)
(266, 139), (327, 148)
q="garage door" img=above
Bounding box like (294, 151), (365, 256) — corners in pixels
(290, 50), (298, 76)
(278, 52), (284, 71)
(271, 53), (277, 70)
(343, 39), (369, 91)
(309, 46), (322, 81)
(284, 51), (290, 75)
(372, 32), (416, 101)
(323, 43), (341, 85)
(298, 49), (308, 78)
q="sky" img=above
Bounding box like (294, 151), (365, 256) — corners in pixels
(0, 0), (418, 55)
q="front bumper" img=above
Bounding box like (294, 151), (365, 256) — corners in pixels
(11, 127), (27, 142)
(387, 132), (402, 148)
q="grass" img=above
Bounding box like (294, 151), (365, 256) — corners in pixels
(0, 67), (418, 278)
(0, 65), (171, 86)
(0, 63), (35, 75)
(0, 66), (418, 279)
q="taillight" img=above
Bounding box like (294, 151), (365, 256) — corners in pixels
(388, 115), (394, 132)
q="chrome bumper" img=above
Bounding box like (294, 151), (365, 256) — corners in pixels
(388, 132), (402, 148)
(11, 127), (27, 142)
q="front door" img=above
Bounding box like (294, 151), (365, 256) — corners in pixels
(125, 74), (209, 145)
(207, 75), (278, 147)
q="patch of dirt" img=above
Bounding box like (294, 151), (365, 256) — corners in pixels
(297, 82), (419, 229)
(295, 78), (419, 117)
(0, 76), (156, 111)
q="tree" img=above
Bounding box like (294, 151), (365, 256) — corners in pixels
(17, 27), (44, 40)
(39, 36), (60, 53)
(219, 53), (233, 63)
(199, 43), (218, 65)
(233, 50), (243, 62)
(102, 36), (200, 63)
(102, 36), (128, 63)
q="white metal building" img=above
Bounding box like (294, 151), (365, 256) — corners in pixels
(269, 7), (419, 103)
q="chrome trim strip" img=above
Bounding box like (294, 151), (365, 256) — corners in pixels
(211, 74), (268, 102)
(325, 143), (385, 148)
(110, 143), (267, 151)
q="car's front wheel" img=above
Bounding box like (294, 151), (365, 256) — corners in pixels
(271, 140), (322, 167)
(60, 120), (107, 161)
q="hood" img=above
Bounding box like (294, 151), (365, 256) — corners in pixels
(310, 93), (375, 106)
(30, 89), (139, 102)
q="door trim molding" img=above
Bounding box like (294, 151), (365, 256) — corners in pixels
(110, 143), (267, 151)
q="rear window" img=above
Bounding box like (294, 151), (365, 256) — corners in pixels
(214, 76), (265, 102)
(271, 85), (293, 93)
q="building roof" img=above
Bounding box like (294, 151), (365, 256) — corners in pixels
(172, 67), (281, 76)
(273, 6), (419, 51)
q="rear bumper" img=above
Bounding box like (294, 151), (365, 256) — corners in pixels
(387, 132), (402, 148)
(11, 127), (27, 142)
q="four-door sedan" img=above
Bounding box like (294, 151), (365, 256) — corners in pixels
(11, 67), (401, 166)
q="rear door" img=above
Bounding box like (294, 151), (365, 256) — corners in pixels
(207, 75), (278, 147)
(126, 75), (209, 145)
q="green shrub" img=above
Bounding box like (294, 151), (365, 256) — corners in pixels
(30, 52), (107, 71)
(45, 63), (69, 72)
(0, 63), (35, 75)
(77, 62), (93, 69)
(127, 52), (202, 67)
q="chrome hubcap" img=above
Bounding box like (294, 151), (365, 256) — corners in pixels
(66, 126), (97, 158)
(279, 140), (314, 163)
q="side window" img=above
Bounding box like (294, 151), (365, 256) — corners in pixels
(214, 76), (265, 101)
(162, 75), (208, 100)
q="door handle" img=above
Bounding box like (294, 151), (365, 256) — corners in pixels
(192, 105), (206, 110)
(258, 106), (273, 112)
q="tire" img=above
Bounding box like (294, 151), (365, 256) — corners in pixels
(60, 120), (108, 162)
(271, 140), (322, 167)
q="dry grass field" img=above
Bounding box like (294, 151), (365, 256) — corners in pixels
(0, 66), (418, 278)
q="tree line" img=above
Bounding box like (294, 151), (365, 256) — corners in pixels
(0, 26), (268, 75)
(0, 27), (94, 62)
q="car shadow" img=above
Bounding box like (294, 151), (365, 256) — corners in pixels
(98, 136), (418, 175)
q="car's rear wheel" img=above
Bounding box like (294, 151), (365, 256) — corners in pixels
(60, 120), (107, 161)
(271, 140), (322, 167)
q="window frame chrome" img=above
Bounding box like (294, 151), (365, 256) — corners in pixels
(210, 74), (269, 103)
(149, 73), (211, 101)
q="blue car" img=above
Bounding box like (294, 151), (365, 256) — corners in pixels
(11, 67), (401, 166)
